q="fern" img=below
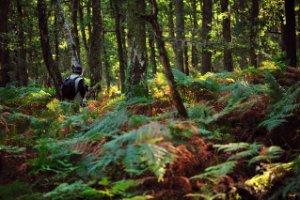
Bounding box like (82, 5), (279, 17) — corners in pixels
(0, 181), (33, 200)
(249, 146), (284, 165)
(264, 71), (285, 100)
(190, 161), (236, 180)
(89, 122), (174, 181)
(0, 85), (53, 106)
(220, 80), (269, 104)
(187, 103), (214, 121)
(215, 143), (284, 165)
(29, 138), (81, 175)
(269, 155), (300, 199)
(259, 81), (300, 131)
(43, 179), (141, 200)
(126, 96), (154, 106)
(0, 144), (26, 154)
(85, 108), (129, 139)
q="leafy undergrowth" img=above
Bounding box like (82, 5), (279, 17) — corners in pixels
(1, 66), (300, 200)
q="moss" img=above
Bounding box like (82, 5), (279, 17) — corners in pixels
(245, 162), (293, 193)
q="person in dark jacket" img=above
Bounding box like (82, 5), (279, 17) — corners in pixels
(62, 65), (88, 106)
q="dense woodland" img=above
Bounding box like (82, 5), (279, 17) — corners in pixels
(1, 0), (300, 199)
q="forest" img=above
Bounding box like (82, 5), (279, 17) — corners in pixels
(0, 0), (300, 199)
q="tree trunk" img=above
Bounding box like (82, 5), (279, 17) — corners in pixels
(37, 0), (63, 98)
(16, 0), (29, 86)
(112, 0), (126, 93)
(284, 0), (297, 67)
(89, 0), (103, 89)
(71, 0), (80, 62)
(221, 0), (233, 71)
(0, 0), (10, 87)
(184, 41), (189, 75)
(191, 0), (199, 70)
(175, 0), (185, 72)
(148, 28), (157, 75)
(250, 0), (258, 68)
(144, 0), (188, 119)
(86, 0), (92, 42)
(298, 8), (300, 50)
(126, 0), (147, 98)
(168, 2), (176, 52)
(57, 0), (80, 68)
(103, 39), (111, 95)
(79, 1), (88, 51)
(201, 0), (213, 73)
(54, 4), (60, 69)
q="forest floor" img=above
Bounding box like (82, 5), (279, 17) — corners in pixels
(0, 65), (300, 200)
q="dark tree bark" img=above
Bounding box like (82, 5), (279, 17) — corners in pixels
(0, 0), (10, 87)
(184, 41), (189, 75)
(37, 0), (63, 98)
(175, 0), (185, 72)
(88, 0), (103, 89)
(79, 1), (88, 51)
(148, 28), (157, 75)
(126, 0), (147, 98)
(280, 15), (286, 53)
(54, 4), (61, 70)
(221, 0), (233, 71)
(111, 0), (126, 93)
(143, 0), (188, 119)
(201, 0), (213, 73)
(191, 0), (199, 70)
(71, 0), (81, 62)
(297, 8), (300, 50)
(284, 0), (297, 67)
(103, 38), (111, 94)
(168, 2), (176, 52)
(250, 0), (258, 68)
(57, 0), (80, 68)
(86, 0), (92, 41)
(16, 0), (29, 86)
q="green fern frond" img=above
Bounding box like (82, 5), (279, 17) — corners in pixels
(264, 71), (285, 100)
(259, 81), (300, 131)
(0, 145), (26, 154)
(249, 146), (284, 165)
(188, 104), (214, 120)
(190, 161), (236, 179)
(85, 109), (129, 138)
(215, 142), (261, 153)
(228, 149), (260, 161)
(215, 143), (284, 165)
(90, 122), (173, 181)
(215, 143), (262, 161)
(139, 143), (173, 181)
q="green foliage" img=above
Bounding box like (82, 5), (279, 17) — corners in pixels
(264, 71), (285, 100)
(90, 122), (173, 181)
(220, 81), (269, 104)
(43, 179), (141, 200)
(245, 162), (293, 195)
(259, 80), (300, 131)
(126, 96), (154, 106)
(190, 161), (236, 181)
(85, 108), (129, 138)
(0, 144), (26, 154)
(0, 181), (33, 200)
(29, 139), (80, 175)
(0, 85), (53, 106)
(215, 143), (284, 165)
(128, 115), (151, 128)
(269, 155), (300, 199)
(188, 103), (214, 121)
